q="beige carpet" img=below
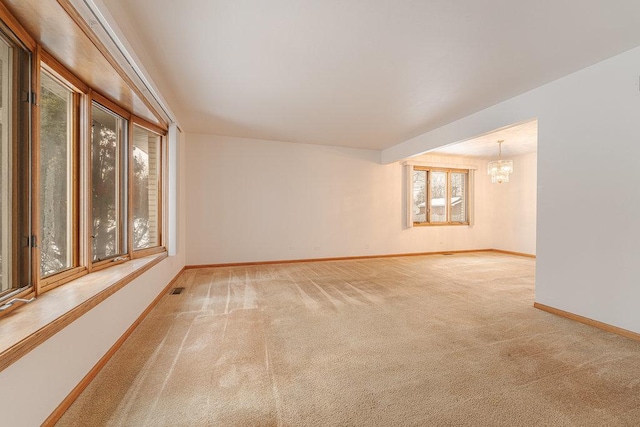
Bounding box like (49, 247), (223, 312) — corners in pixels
(57, 252), (640, 426)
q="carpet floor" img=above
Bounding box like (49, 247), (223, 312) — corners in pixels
(57, 252), (640, 426)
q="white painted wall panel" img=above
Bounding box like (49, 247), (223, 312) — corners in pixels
(185, 135), (498, 265)
(492, 152), (537, 255)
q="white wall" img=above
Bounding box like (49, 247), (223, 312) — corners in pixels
(185, 135), (504, 265)
(382, 46), (640, 334)
(0, 130), (188, 427)
(491, 152), (537, 255)
(185, 135), (537, 265)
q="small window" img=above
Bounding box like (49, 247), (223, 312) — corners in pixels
(91, 103), (128, 262)
(412, 167), (469, 225)
(132, 124), (162, 250)
(40, 70), (77, 277)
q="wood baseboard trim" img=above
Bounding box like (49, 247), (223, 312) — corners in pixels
(491, 249), (536, 258)
(43, 266), (186, 427)
(533, 302), (640, 342)
(185, 249), (496, 269)
(185, 249), (538, 269)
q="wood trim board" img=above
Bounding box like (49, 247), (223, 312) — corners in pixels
(491, 249), (536, 258)
(0, 1), (36, 50)
(534, 302), (640, 343)
(56, 0), (168, 129)
(185, 249), (499, 269)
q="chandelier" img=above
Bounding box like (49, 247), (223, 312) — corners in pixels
(487, 140), (513, 183)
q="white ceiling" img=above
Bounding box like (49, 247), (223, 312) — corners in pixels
(102, 0), (640, 150)
(431, 120), (538, 159)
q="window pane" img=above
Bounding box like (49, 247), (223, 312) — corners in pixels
(132, 125), (161, 250)
(412, 169), (427, 223)
(91, 103), (127, 261)
(430, 171), (447, 223)
(40, 72), (74, 277)
(0, 30), (30, 296)
(451, 172), (467, 223)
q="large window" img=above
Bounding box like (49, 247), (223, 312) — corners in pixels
(132, 124), (161, 251)
(412, 167), (469, 225)
(91, 103), (128, 262)
(0, 26), (31, 298)
(0, 9), (168, 311)
(40, 70), (76, 277)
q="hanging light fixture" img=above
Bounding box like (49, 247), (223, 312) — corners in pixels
(487, 140), (513, 183)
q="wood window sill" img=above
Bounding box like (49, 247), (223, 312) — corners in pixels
(0, 251), (167, 373)
(413, 223), (470, 227)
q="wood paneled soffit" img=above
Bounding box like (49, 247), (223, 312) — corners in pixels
(1, 0), (165, 127)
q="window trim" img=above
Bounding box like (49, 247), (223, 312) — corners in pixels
(89, 96), (131, 269)
(411, 166), (470, 227)
(38, 59), (84, 290)
(0, 3), (36, 52)
(130, 118), (166, 258)
(0, 8), (36, 313)
(0, 23), (36, 301)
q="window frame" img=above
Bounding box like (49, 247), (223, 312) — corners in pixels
(412, 166), (470, 226)
(130, 117), (166, 259)
(0, 19), (35, 304)
(0, 4), (169, 315)
(37, 54), (88, 292)
(88, 93), (131, 272)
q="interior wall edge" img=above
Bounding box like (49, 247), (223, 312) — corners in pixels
(533, 302), (640, 341)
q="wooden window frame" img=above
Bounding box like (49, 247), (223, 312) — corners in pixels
(88, 95), (131, 272)
(37, 54), (89, 293)
(0, 6), (34, 312)
(0, 14), (36, 306)
(0, 4), (168, 319)
(412, 167), (470, 227)
(130, 118), (166, 259)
